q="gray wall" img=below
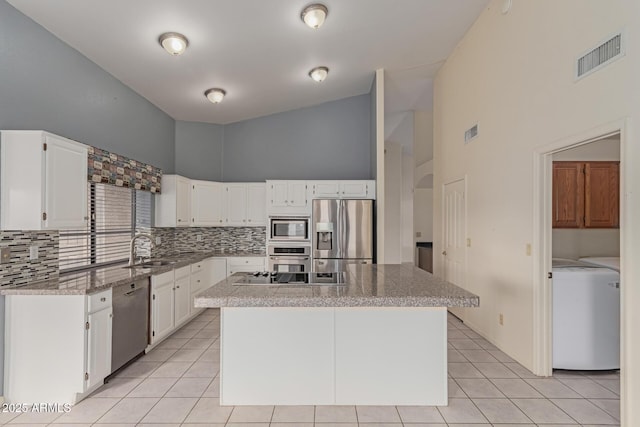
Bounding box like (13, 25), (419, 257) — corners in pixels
(0, 0), (176, 396)
(222, 94), (371, 181)
(174, 121), (224, 181)
(0, 1), (175, 172)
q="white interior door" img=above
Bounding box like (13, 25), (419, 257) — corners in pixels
(442, 178), (467, 290)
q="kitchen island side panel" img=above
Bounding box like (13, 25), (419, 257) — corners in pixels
(220, 306), (447, 406)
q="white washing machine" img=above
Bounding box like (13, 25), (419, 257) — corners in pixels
(579, 256), (620, 272)
(552, 259), (620, 370)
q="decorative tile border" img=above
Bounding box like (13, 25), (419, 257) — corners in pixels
(0, 231), (59, 287)
(88, 146), (162, 193)
(144, 227), (266, 257)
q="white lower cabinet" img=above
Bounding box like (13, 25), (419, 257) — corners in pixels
(226, 257), (266, 276)
(211, 258), (228, 284)
(151, 270), (176, 344)
(86, 298), (113, 391)
(3, 288), (112, 404)
(174, 267), (192, 327)
(150, 258), (223, 347)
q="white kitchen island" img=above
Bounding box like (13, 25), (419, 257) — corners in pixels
(195, 264), (479, 406)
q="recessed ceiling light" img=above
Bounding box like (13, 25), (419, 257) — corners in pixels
(205, 88), (226, 104)
(309, 66), (329, 83)
(158, 32), (189, 55)
(301, 4), (328, 29)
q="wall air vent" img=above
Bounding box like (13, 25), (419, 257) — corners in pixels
(576, 32), (624, 80)
(464, 124), (478, 144)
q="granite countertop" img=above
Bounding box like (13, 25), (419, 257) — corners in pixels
(195, 264), (480, 308)
(0, 251), (264, 296)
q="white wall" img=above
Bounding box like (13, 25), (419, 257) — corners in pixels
(414, 189), (434, 242)
(552, 136), (621, 260)
(414, 110), (434, 245)
(433, 0), (635, 380)
(414, 111), (434, 166)
(384, 142), (403, 264)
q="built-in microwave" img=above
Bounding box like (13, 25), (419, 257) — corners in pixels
(269, 216), (309, 241)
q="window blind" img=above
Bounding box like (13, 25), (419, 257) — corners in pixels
(59, 183), (152, 272)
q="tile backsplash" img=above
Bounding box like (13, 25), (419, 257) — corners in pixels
(0, 231), (59, 286)
(138, 226), (266, 258)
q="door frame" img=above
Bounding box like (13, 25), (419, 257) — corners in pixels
(532, 119), (627, 377)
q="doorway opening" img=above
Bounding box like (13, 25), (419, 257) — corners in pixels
(532, 120), (627, 386)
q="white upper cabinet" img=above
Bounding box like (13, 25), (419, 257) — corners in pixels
(266, 180), (310, 215)
(1, 131), (88, 230)
(309, 181), (341, 198)
(175, 176), (192, 226)
(340, 180), (375, 198)
(192, 180), (224, 226)
(225, 184), (248, 226)
(246, 183), (266, 226)
(225, 182), (266, 226)
(155, 174), (192, 227)
(308, 180), (376, 200)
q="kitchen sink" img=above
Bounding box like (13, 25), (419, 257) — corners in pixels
(123, 259), (176, 269)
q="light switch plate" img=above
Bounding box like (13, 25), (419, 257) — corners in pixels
(1, 247), (10, 264)
(155, 236), (162, 245)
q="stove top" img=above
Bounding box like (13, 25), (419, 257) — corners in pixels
(234, 271), (346, 286)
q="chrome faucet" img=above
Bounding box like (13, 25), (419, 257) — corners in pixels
(129, 233), (156, 266)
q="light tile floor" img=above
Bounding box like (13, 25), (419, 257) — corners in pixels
(0, 310), (620, 427)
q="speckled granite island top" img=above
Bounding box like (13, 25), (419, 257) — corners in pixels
(195, 264), (479, 308)
(0, 251), (264, 296)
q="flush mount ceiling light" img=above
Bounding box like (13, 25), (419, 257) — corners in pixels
(158, 32), (189, 55)
(301, 3), (328, 29)
(309, 66), (329, 82)
(205, 88), (226, 104)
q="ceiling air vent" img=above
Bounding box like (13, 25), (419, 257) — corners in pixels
(576, 32), (624, 80)
(464, 124), (478, 144)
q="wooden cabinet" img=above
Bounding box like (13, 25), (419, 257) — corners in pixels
(155, 175), (192, 227)
(3, 288), (112, 404)
(266, 180), (310, 215)
(309, 180), (376, 199)
(1, 130), (88, 230)
(553, 161), (619, 228)
(192, 180), (224, 226)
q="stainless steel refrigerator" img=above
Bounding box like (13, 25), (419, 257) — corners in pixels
(312, 199), (374, 272)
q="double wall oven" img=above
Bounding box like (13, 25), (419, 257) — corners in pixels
(268, 216), (311, 272)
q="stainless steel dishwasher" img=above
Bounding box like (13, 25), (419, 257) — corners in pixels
(111, 279), (150, 373)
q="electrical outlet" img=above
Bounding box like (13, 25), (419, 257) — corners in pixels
(526, 243), (531, 256)
(466, 238), (471, 247)
(29, 245), (39, 261)
(416, 231), (422, 238)
(0, 247), (10, 264)
(499, 313), (504, 326)
(155, 236), (162, 245)
(196, 234), (203, 242)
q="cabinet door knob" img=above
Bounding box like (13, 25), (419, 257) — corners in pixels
(176, 285), (180, 289)
(442, 251), (447, 256)
(197, 280), (201, 283)
(248, 219), (252, 222)
(100, 297), (106, 302)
